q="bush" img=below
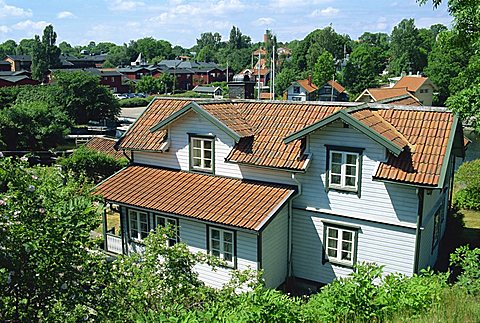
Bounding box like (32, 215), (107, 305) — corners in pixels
(57, 146), (128, 183)
(450, 246), (480, 295)
(118, 97), (151, 107)
(454, 159), (480, 210)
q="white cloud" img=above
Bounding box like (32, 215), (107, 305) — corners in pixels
(108, 0), (145, 11)
(0, 25), (9, 33)
(57, 11), (75, 19)
(311, 7), (339, 17)
(272, 0), (332, 9)
(0, 1), (32, 18)
(12, 20), (50, 31)
(254, 17), (275, 26)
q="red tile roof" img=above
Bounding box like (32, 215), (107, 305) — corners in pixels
(94, 165), (295, 230)
(117, 98), (461, 186)
(296, 79), (318, 93)
(364, 87), (412, 101)
(327, 80), (345, 94)
(393, 76), (428, 92)
(85, 137), (130, 159)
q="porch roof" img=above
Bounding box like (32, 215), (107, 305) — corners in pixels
(94, 165), (296, 231)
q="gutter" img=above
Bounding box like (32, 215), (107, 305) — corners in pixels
(413, 188), (424, 274)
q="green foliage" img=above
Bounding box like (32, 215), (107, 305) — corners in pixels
(342, 43), (385, 97)
(136, 74), (175, 94)
(52, 70), (120, 124)
(389, 19), (425, 74)
(450, 246), (480, 295)
(31, 25), (61, 81)
(453, 159), (480, 210)
(0, 100), (71, 150)
(58, 146), (128, 183)
(275, 63), (302, 97)
(312, 51), (335, 89)
(303, 263), (448, 322)
(0, 157), (103, 321)
(118, 97), (151, 107)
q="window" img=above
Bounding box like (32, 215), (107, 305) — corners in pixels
(292, 96), (302, 101)
(293, 86), (300, 93)
(329, 150), (360, 191)
(324, 225), (357, 267)
(190, 136), (214, 173)
(128, 209), (148, 241)
(209, 227), (235, 267)
(432, 198), (446, 249)
(155, 215), (178, 247)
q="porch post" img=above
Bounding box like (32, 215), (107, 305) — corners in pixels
(102, 204), (108, 252)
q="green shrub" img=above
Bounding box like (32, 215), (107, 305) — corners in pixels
(303, 263), (449, 322)
(57, 146), (128, 183)
(454, 159), (480, 210)
(450, 246), (480, 295)
(118, 97), (151, 107)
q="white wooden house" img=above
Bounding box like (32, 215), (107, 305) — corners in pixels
(95, 98), (465, 289)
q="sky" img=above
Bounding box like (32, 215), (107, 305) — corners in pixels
(0, 0), (451, 48)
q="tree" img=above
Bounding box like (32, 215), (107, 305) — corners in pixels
(51, 71), (120, 124)
(103, 45), (130, 67)
(31, 25), (61, 81)
(313, 51), (335, 88)
(0, 157), (103, 320)
(58, 146), (128, 183)
(0, 40), (17, 58)
(15, 38), (35, 55)
(389, 19), (424, 74)
(274, 63), (301, 97)
(342, 43), (386, 97)
(0, 100), (70, 150)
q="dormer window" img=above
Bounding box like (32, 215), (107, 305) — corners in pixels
(325, 145), (364, 195)
(190, 135), (214, 173)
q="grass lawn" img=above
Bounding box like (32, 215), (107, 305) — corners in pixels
(94, 208), (121, 236)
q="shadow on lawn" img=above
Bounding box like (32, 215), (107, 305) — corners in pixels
(435, 207), (480, 273)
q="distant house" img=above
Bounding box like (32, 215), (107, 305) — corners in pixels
(131, 53), (147, 67)
(192, 86), (223, 98)
(355, 87), (421, 106)
(0, 60), (11, 71)
(392, 76), (437, 106)
(85, 137), (131, 160)
(4, 55), (32, 71)
(0, 74), (39, 87)
(286, 79), (318, 101)
(48, 68), (125, 93)
(318, 80), (349, 102)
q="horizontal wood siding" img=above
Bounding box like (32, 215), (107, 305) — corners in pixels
(179, 218), (258, 289)
(261, 206), (288, 288)
(292, 209), (416, 284)
(295, 120), (418, 226)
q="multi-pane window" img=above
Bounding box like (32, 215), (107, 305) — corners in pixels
(329, 151), (359, 191)
(325, 225), (356, 266)
(209, 227), (234, 267)
(155, 215), (178, 247)
(432, 200), (445, 249)
(293, 86), (300, 93)
(191, 137), (213, 172)
(129, 209), (148, 240)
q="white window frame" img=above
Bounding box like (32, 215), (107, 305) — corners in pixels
(190, 136), (214, 173)
(128, 209), (149, 241)
(155, 214), (178, 247)
(209, 227), (235, 268)
(325, 225), (357, 267)
(329, 150), (360, 191)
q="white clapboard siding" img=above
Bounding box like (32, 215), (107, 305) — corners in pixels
(179, 218), (258, 289)
(261, 206), (288, 288)
(291, 209), (417, 284)
(132, 110), (295, 185)
(295, 120), (418, 226)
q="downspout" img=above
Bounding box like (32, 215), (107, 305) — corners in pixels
(288, 173), (302, 278)
(413, 188), (424, 274)
(102, 205), (108, 252)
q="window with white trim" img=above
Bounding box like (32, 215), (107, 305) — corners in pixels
(128, 209), (148, 240)
(190, 136), (213, 172)
(209, 227), (235, 267)
(325, 225), (357, 267)
(329, 150), (359, 191)
(155, 215), (178, 247)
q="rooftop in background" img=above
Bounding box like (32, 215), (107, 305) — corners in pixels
(393, 75), (432, 92)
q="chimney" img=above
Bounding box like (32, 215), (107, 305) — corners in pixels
(264, 33), (268, 45)
(308, 74), (312, 86)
